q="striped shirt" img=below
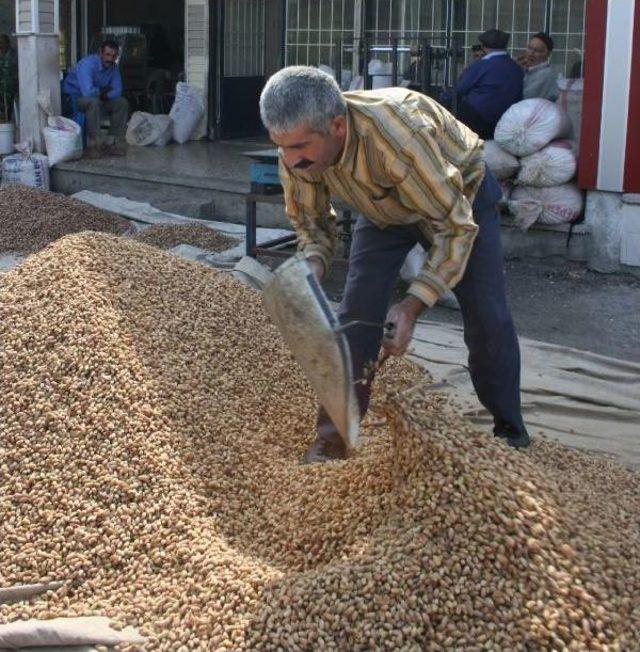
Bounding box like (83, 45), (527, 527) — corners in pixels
(278, 87), (486, 307)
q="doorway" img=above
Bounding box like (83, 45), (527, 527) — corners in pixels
(212, 0), (280, 139)
(73, 0), (185, 115)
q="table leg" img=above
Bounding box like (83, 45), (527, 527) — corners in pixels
(246, 198), (257, 258)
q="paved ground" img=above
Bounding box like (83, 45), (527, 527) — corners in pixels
(319, 255), (640, 363)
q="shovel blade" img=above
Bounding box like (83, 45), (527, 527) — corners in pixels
(262, 255), (359, 449)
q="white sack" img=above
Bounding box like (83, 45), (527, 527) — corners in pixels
(170, 82), (204, 144)
(556, 77), (583, 154)
(152, 114), (174, 146)
(126, 112), (174, 147)
(1, 141), (49, 190)
(498, 179), (513, 207)
(508, 183), (584, 230)
(495, 98), (572, 157)
(483, 140), (519, 180)
(126, 111), (162, 146)
(516, 140), (577, 187)
(0, 616), (145, 648)
(400, 244), (427, 283)
(42, 116), (83, 166)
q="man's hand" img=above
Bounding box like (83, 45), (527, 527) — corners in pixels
(99, 87), (111, 102)
(307, 256), (325, 282)
(382, 295), (426, 357)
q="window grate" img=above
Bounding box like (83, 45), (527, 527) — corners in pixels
(224, 0), (265, 77)
(285, 0), (586, 79)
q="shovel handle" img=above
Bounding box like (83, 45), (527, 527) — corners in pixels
(335, 320), (396, 337)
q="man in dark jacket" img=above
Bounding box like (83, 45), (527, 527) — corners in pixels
(441, 29), (523, 139)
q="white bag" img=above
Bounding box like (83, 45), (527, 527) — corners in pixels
(42, 116), (83, 166)
(495, 99), (572, 157)
(1, 140), (50, 190)
(556, 77), (583, 154)
(126, 111), (162, 146)
(498, 179), (513, 207)
(508, 183), (584, 230)
(126, 112), (173, 147)
(400, 244), (427, 283)
(516, 140), (577, 187)
(152, 114), (173, 146)
(169, 82), (204, 144)
(483, 140), (519, 180)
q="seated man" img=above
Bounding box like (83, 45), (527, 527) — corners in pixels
(520, 32), (558, 101)
(62, 40), (128, 158)
(441, 29), (523, 139)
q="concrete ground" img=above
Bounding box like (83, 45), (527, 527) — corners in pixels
(48, 140), (639, 362)
(319, 255), (640, 364)
(52, 139), (276, 222)
(428, 257), (640, 363)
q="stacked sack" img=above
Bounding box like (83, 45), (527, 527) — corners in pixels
(485, 98), (584, 230)
(125, 82), (205, 147)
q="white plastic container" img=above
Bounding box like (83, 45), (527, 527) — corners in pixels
(0, 122), (15, 155)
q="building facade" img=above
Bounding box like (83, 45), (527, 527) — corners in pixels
(7, 0), (640, 271)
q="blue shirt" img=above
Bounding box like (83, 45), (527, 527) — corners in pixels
(442, 52), (523, 128)
(62, 54), (123, 101)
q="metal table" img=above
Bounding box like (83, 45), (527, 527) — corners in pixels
(243, 149), (354, 261)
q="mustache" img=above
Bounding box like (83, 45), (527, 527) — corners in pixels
(294, 158), (314, 169)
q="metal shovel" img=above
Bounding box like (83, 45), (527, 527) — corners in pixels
(262, 255), (392, 450)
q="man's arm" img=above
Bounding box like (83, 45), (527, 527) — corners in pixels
(440, 63), (481, 108)
(76, 57), (99, 98)
(452, 61), (482, 98)
(106, 67), (123, 101)
(278, 158), (337, 275)
(387, 127), (480, 309)
(380, 128), (480, 356)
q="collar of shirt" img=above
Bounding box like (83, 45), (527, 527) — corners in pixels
(482, 51), (509, 60)
(335, 108), (357, 170)
(526, 60), (551, 73)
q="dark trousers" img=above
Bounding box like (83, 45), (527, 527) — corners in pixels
(455, 100), (496, 140)
(316, 167), (526, 443)
(77, 96), (129, 142)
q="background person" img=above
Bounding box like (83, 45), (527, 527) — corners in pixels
(471, 43), (484, 61)
(440, 29), (523, 139)
(520, 32), (558, 101)
(62, 40), (128, 158)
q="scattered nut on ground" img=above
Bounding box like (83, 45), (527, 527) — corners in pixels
(0, 185), (130, 254)
(0, 233), (638, 650)
(132, 223), (238, 252)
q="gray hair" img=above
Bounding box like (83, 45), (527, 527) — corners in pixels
(259, 66), (347, 134)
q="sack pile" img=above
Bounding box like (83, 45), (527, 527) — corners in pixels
(485, 98), (584, 230)
(1, 140), (49, 190)
(125, 82), (204, 147)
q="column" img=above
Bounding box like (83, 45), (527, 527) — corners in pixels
(15, 0), (61, 152)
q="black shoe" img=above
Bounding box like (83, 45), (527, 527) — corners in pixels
(494, 422), (531, 449)
(301, 437), (348, 464)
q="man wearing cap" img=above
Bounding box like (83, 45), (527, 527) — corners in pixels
(441, 29), (523, 139)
